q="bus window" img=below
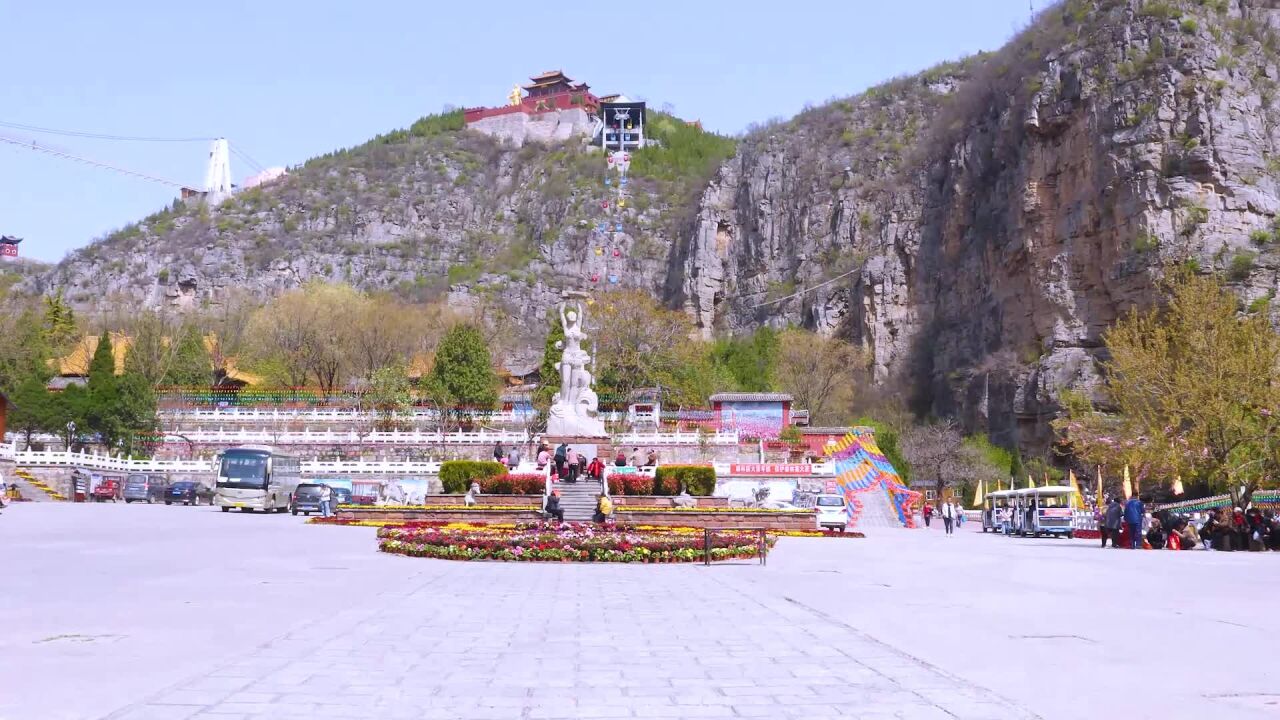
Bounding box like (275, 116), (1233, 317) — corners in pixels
(219, 454), (268, 489)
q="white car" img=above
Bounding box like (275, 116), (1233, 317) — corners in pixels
(815, 494), (849, 532)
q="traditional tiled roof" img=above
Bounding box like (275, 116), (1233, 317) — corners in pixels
(708, 392), (793, 403)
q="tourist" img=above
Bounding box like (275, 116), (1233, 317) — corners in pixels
(593, 493), (614, 523)
(1247, 508), (1267, 551)
(1103, 498), (1123, 548)
(999, 505), (1012, 535)
(1267, 513), (1280, 551)
(536, 446), (550, 470)
(1201, 509), (1233, 551)
(646, 449), (658, 467)
(507, 446), (522, 469)
(628, 447), (643, 467)
(555, 442), (568, 479)
(566, 447), (579, 483)
(615, 449), (627, 466)
(1231, 508), (1251, 552)
(493, 441), (505, 463)
(1124, 495), (1145, 549)
(1145, 518), (1165, 550)
(940, 500), (956, 535)
(956, 505), (966, 527)
(587, 455), (604, 480)
(922, 502), (933, 528)
(319, 484), (333, 518)
(1177, 518), (1201, 550)
(545, 490), (564, 522)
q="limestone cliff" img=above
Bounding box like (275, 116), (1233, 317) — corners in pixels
(680, 0), (1280, 449)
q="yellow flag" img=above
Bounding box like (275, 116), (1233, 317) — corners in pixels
(1028, 474), (1035, 489)
(1123, 465), (1133, 499)
(1172, 475), (1185, 496)
(1096, 466), (1104, 507)
(1067, 469), (1080, 508)
(972, 479), (985, 507)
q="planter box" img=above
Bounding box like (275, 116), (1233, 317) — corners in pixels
(420, 494), (541, 507)
(613, 496), (729, 508)
(335, 507), (544, 523)
(614, 509), (816, 531)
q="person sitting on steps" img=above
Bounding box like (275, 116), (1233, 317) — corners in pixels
(545, 490), (564, 522)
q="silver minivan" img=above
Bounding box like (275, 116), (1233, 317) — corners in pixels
(123, 474), (167, 504)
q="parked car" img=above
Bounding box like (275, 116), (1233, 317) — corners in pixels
(123, 474), (167, 504)
(165, 481), (213, 506)
(332, 487), (352, 505)
(815, 494), (849, 532)
(290, 483), (330, 515)
(92, 478), (121, 502)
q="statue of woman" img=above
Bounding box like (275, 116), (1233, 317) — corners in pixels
(559, 302), (591, 405)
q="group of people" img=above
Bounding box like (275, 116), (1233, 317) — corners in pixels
(1099, 497), (1280, 551)
(542, 490), (613, 524)
(921, 501), (966, 534)
(494, 442), (660, 484)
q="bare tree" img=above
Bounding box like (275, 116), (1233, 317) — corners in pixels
(773, 329), (868, 425)
(900, 420), (986, 500)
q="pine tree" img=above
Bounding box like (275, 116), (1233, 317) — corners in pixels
(429, 324), (497, 411)
(42, 290), (78, 351)
(164, 326), (212, 387)
(533, 314), (565, 411)
(86, 331), (120, 450)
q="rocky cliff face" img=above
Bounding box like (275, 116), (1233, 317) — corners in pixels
(31, 0), (1280, 452)
(680, 0), (1280, 450)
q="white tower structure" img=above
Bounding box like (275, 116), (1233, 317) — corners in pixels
(203, 138), (233, 203)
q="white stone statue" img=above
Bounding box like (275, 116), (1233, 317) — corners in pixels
(547, 299), (607, 438)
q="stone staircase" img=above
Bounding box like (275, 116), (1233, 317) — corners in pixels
(852, 484), (904, 530)
(11, 468), (65, 501)
(551, 476), (603, 521)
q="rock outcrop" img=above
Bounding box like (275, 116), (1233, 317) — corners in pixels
(678, 0), (1280, 450)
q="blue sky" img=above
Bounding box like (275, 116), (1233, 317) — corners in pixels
(1, 0), (1038, 263)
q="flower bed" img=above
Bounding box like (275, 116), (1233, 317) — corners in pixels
(377, 521), (772, 563)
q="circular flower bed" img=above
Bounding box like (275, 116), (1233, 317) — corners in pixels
(377, 521), (773, 563)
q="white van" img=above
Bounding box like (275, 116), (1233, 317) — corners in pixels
(815, 494), (849, 532)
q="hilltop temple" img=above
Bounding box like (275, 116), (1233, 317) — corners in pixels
(463, 70), (601, 147)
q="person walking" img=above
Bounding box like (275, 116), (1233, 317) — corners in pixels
(566, 447), (579, 483)
(554, 442), (568, 479)
(1103, 497), (1124, 548)
(545, 490), (564, 522)
(941, 500), (956, 535)
(319, 484), (334, 518)
(507, 446), (521, 470)
(922, 502), (933, 528)
(493, 442), (505, 463)
(1124, 495), (1146, 549)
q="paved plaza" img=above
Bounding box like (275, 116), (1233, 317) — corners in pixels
(1, 504), (1277, 720)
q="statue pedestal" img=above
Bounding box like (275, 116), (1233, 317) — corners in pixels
(546, 406), (607, 440)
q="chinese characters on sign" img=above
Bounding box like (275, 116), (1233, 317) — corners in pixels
(728, 463), (812, 476)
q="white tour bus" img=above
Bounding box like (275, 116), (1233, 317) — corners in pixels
(214, 445), (302, 513)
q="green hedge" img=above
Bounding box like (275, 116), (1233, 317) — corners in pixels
(439, 460), (507, 493)
(653, 465), (717, 496)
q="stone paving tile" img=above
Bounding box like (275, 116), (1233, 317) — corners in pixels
(108, 563), (1035, 720)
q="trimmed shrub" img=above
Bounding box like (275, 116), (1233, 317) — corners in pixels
(439, 460), (507, 493)
(607, 473), (654, 495)
(653, 465), (717, 496)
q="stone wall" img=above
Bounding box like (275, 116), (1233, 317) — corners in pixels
(466, 108), (594, 148)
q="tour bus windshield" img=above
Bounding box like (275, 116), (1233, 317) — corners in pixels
(218, 453), (269, 489)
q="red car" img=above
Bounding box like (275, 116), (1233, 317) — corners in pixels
(92, 479), (121, 502)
